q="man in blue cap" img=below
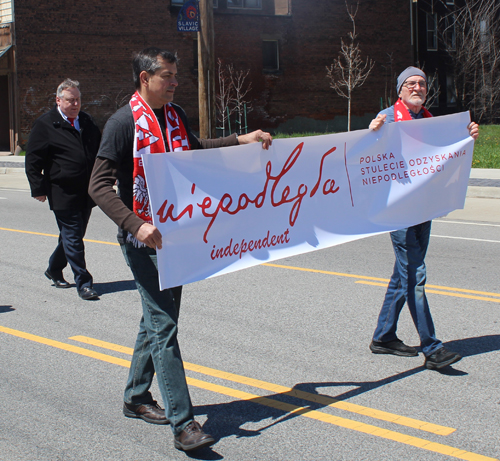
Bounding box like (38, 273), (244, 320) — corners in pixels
(368, 66), (479, 370)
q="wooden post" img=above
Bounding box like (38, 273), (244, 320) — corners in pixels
(197, 0), (215, 138)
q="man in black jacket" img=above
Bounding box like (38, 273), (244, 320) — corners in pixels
(25, 78), (101, 300)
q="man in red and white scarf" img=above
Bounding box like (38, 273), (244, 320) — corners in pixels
(367, 67), (479, 370)
(89, 47), (272, 452)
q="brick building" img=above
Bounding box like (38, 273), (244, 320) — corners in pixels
(2, 0), (416, 153)
(411, 0), (458, 116)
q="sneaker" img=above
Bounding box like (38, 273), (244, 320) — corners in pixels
(425, 347), (462, 370)
(370, 338), (418, 357)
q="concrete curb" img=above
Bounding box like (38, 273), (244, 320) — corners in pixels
(466, 186), (500, 199)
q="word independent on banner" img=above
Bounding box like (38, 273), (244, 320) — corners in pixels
(142, 111), (474, 290)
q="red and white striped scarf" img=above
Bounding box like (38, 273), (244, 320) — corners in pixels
(129, 91), (191, 227)
(394, 98), (432, 122)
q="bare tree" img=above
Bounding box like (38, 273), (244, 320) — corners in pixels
(326, 0), (374, 131)
(215, 59), (234, 136)
(215, 60), (253, 136)
(423, 71), (441, 109)
(229, 65), (253, 134)
(380, 53), (396, 110)
(438, 0), (500, 123)
(101, 89), (131, 113)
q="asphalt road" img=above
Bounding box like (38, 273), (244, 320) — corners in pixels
(1, 186), (499, 461)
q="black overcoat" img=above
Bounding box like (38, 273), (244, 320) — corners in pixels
(25, 106), (102, 210)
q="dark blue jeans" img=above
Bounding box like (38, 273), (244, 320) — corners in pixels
(49, 207), (93, 290)
(373, 221), (442, 357)
(121, 243), (193, 435)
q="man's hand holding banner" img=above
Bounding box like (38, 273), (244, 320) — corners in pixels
(142, 111), (474, 290)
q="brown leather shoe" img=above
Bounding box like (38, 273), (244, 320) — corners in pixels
(123, 400), (169, 425)
(174, 421), (215, 451)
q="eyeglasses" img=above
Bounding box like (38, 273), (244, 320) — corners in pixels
(403, 80), (427, 90)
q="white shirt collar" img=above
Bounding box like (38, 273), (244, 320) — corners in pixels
(57, 106), (80, 125)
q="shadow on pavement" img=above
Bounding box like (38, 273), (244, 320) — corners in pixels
(184, 447), (224, 460)
(194, 334), (500, 445)
(444, 334), (500, 358)
(93, 280), (136, 295)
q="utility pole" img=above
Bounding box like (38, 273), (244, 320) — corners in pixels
(198, 0), (215, 138)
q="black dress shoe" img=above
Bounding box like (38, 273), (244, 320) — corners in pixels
(174, 421), (215, 451)
(123, 400), (169, 425)
(370, 338), (418, 357)
(78, 286), (99, 300)
(45, 270), (70, 288)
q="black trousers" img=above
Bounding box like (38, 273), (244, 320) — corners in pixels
(48, 207), (93, 290)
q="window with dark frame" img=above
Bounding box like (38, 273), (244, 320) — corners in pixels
(227, 0), (262, 9)
(172, 0), (218, 7)
(426, 12), (438, 51)
(445, 14), (456, 50)
(262, 40), (279, 72)
(193, 39), (198, 70)
(446, 74), (457, 106)
(428, 72), (439, 107)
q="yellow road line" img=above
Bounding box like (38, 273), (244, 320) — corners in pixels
(3, 227), (499, 300)
(84, 238), (119, 245)
(70, 335), (454, 436)
(356, 281), (500, 303)
(264, 263), (500, 300)
(184, 377), (497, 461)
(263, 263), (389, 282)
(0, 227), (61, 238)
(185, 363), (454, 435)
(1, 326), (497, 461)
(425, 285), (500, 298)
(0, 325), (130, 367)
(0, 227), (119, 246)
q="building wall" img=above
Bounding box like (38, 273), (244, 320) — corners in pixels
(14, 0), (412, 145)
(414, 0), (451, 116)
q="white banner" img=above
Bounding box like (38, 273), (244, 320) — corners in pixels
(143, 112), (474, 290)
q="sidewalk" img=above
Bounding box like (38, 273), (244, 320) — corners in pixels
(1, 153), (499, 222)
(0, 154), (29, 190)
